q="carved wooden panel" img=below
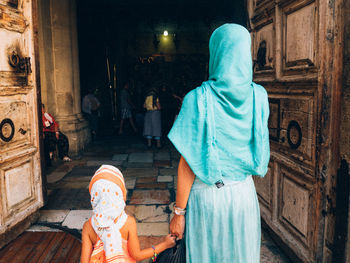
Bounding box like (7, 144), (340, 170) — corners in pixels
(255, 165), (272, 208)
(278, 165), (315, 247)
(2, 160), (34, 219)
(0, 96), (31, 152)
(282, 1), (317, 76)
(254, 163), (274, 219)
(253, 22), (274, 75)
(268, 90), (316, 168)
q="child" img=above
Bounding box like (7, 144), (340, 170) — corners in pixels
(81, 165), (176, 263)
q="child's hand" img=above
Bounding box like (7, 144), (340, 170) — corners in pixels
(164, 234), (176, 248)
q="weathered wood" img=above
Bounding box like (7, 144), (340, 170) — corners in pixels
(0, 231), (81, 263)
(248, 0), (345, 261)
(0, 71), (27, 87)
(0, 0), (43, 250)
(0, 4), (27, 33)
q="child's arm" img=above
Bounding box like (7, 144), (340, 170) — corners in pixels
(80, 221), (94, 263)
(127, 216), (176, 261)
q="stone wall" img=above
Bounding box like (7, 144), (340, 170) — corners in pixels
(37, 0), (90, 155)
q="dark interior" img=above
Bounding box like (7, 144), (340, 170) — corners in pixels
(76, 0), (248, 135)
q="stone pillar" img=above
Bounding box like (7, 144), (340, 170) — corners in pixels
(38, 0), (90, 155)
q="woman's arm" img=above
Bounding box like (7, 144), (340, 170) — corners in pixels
(170, 156), (195, 239)
(80, 221), (93, 263)
(127, 216), (175, 261)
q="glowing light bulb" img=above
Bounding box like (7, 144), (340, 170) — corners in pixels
(163, 30), (168, 36)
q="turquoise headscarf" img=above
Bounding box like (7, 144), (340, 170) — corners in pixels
(168, 24), (270, 185)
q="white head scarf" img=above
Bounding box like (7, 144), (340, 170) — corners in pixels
(89, 165), (128, 262)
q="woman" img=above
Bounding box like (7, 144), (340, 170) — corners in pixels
(169, 24), (270, 262)
(143, 89), (162, 148)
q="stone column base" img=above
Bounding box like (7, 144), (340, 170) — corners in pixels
(56, 114), (90, 156)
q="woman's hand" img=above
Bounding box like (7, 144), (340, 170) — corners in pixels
(170, 214), (185, 239)
(164, 234), (176, 248)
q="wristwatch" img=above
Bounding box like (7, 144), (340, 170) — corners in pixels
(174, 205), (186, 216)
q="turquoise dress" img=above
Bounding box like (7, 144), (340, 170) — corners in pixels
(168, 24), (270, 263)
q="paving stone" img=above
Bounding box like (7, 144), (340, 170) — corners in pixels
(112, 154), (129, 161)
(62, 176), (92, 182)
(133, 205), (168, 222)
(154, 160), (171, 168)
(86, 160), (123, 167)
(46, 172), (67, 184)
(26, 226), (62, 232)
(125, 205), (136, 216)
(157, 176), (173, 183)
(159, 168), (177, 177)
(125, 178), (136, 190)
(174, 176), (178, 190)
(44, 188), (91, 210)
(38, 210), (70, 223)
(123, 162), (153, 168)
(137, 177), (157, 184)
(123, 168), (157, 178)
(172, 160), (180, 168)
(49, 181), (89, 189)
(129, 190), (170, 205)
(260, 245), (290, 263)
(53, 165), (72, 173)
(138, 236), (166, 249)
(137, 236), (167, 263)
(65, 167), (98, 178)
(129, 152), (153, 163)
(154, 151), (170, 161)
(137, 223), (169, 236)
(62, 210), (93, 230)
(135, 183), (168, 189)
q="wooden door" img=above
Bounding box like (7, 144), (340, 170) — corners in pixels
(247, 0), (343, 262)
(0, 0), (43, 247)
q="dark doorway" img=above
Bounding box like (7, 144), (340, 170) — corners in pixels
(76, 0), (248, 136)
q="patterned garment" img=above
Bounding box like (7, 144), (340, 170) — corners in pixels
(120, 108), (132, 120)
(88, 165), (135, 263)
(90, 233), (135, 263)
(44, 131), (69, 159)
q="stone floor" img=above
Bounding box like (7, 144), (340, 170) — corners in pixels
(28, 135), (291, 263)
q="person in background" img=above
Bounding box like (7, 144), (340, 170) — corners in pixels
(42, 104), (71, 163)
(159, 85), (173, 135)
(80, 165), (176, 263)
(82, 87), (101, 139)
(143, 89), (162, 148)
(119, 81), (138, 135)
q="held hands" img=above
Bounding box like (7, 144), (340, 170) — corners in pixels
(164, 234), (176, 248)
(170, 214), (185, 239)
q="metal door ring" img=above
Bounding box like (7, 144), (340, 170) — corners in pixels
(0, 119), (15, 142)
(287, 120), (302, 149)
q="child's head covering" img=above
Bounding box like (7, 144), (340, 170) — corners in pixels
(168, 24), (270, 184)
(89, 164), (128, 261)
